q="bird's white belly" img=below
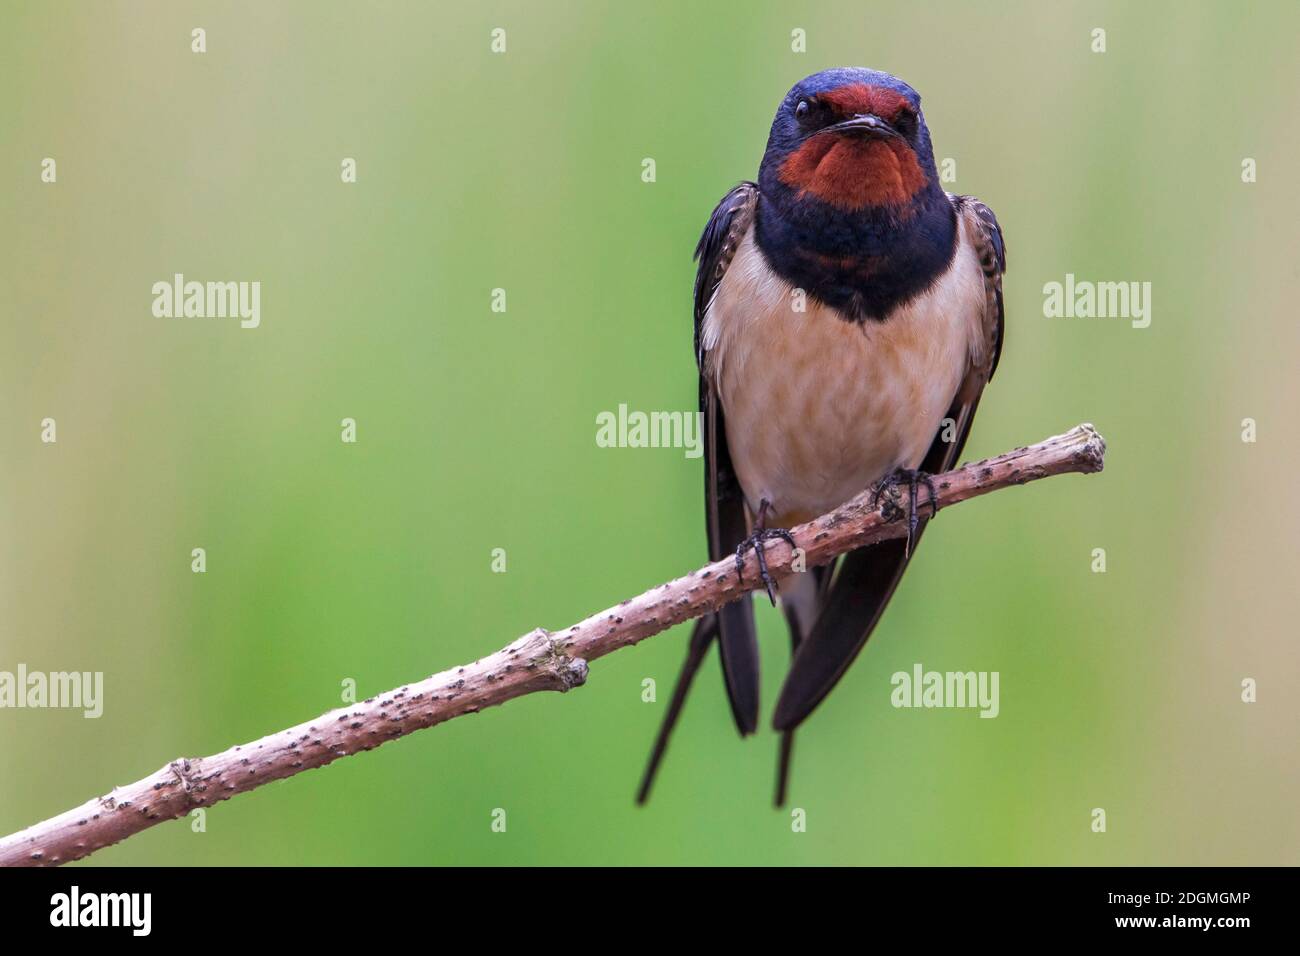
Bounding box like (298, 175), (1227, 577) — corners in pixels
(701, 228), (986, 525)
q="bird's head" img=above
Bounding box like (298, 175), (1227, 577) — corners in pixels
(751, 68), (956, 321)
(759, 68), (940, 219)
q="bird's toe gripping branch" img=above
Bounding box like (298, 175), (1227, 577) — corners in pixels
(734, 528), (799, 605)
(870, 468), (940, 557)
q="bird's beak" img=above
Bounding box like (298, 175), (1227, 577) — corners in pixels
(822, 113), (899, 139)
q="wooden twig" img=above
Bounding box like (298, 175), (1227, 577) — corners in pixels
(0, 424), (1105, 867)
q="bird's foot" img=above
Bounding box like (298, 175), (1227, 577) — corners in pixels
(734, 528), (798, 607)
(870, 468), (940, 558)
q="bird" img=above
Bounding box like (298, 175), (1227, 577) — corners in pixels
(636, 67), (1006, 806)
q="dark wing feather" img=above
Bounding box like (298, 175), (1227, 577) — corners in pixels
(694, 183), (762, 735)
(639, 180), (760, 801)
(771, 194), (1006, 732)
(705, 392), (762, 733)
(635, 615), (715, 804)
(772, 564), (828, 805)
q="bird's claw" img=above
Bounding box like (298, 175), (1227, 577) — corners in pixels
(734, 528), (798, 606)
(870, 468), (940, 558)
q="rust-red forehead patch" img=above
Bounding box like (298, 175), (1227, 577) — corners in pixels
(817, 83), (912, 120)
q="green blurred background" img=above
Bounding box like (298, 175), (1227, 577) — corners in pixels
(2, 0), (1297, 866)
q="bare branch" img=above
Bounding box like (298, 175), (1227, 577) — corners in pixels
(0, 424), (1105, 867)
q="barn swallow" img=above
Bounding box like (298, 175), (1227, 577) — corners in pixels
(637, 68), (1006, 806)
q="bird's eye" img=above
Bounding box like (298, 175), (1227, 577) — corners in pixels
(795, 100), (810, 120)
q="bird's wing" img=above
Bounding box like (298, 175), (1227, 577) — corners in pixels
(929, 194), (1005, 467)
(771, 194), (1006, 732)
(639, 179), (760, 797)
(695, 182), (763, 735)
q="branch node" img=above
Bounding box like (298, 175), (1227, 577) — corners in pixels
(534, 627), (588, 691)
(558, 656), (589, 690)
(168, 758), (207, 807)
(1075, 422), (1107, 472)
